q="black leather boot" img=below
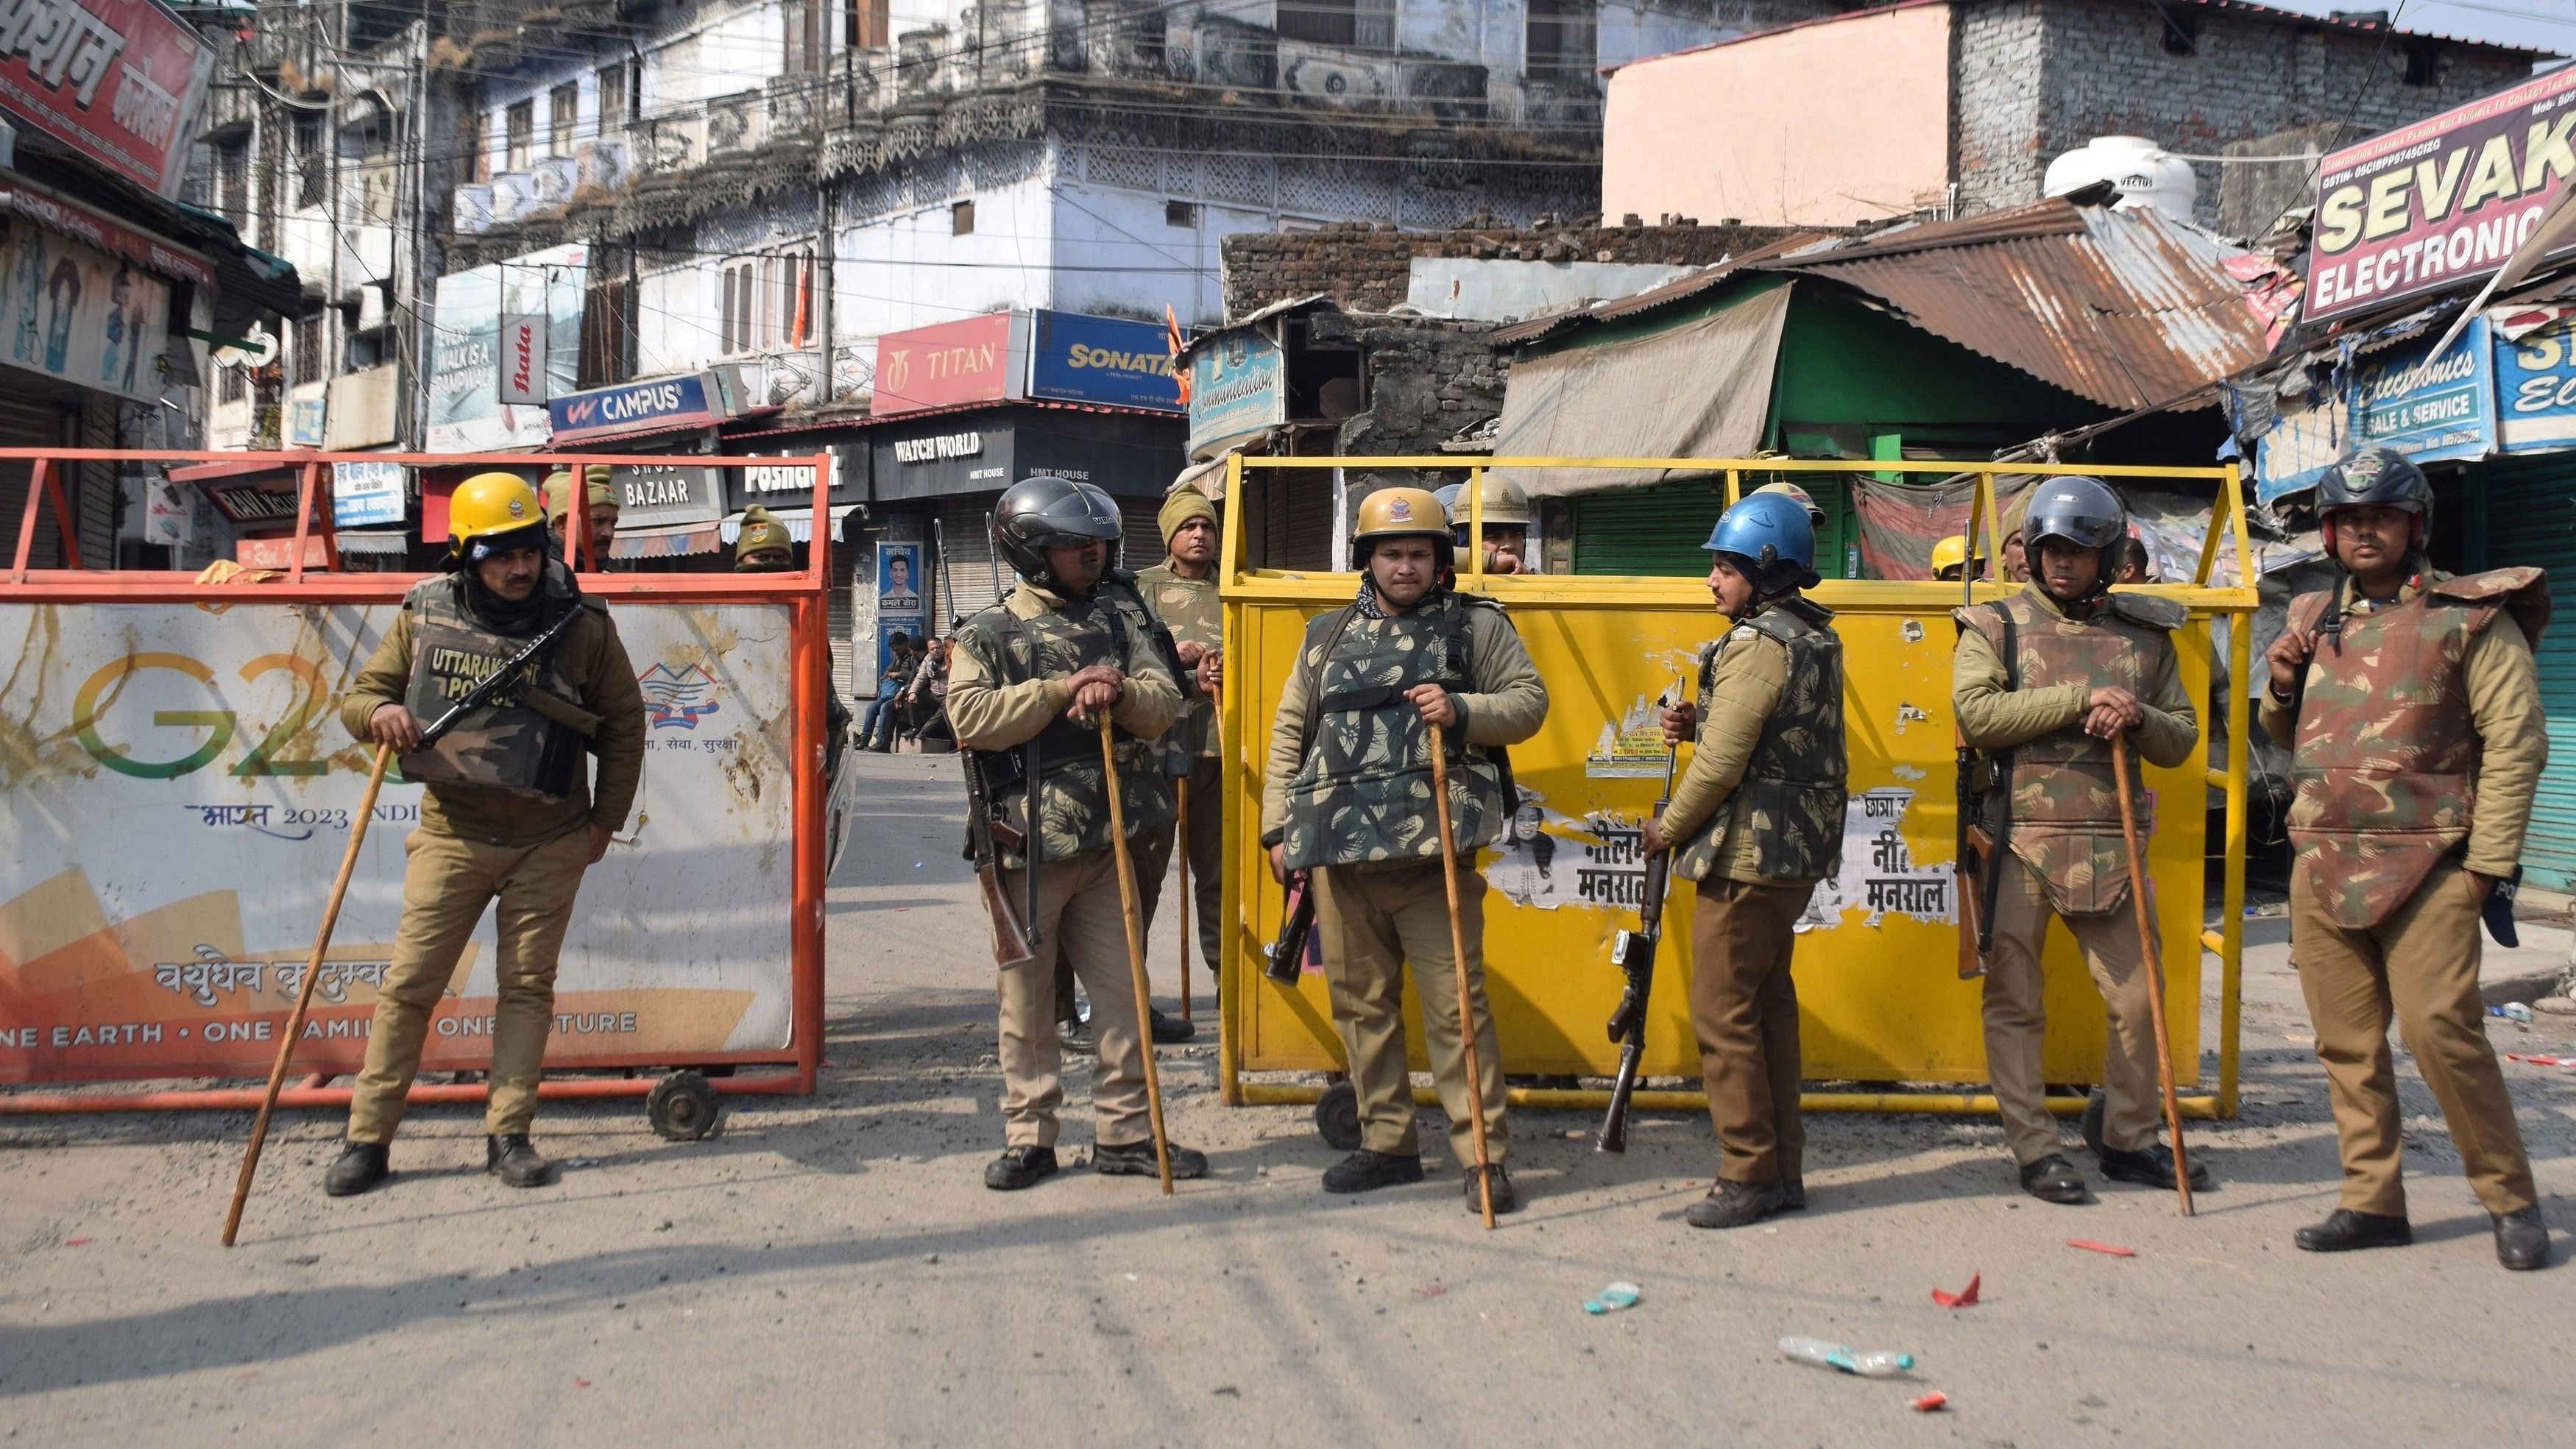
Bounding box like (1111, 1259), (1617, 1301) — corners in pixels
(2019, 1153), (2088, 1204)
(2099, 1142), (2214, 1191)
(2294, 1208), (2412, 1253)
(1462, 1163), (1521, 1215)
(323, 1141), (390, 1197)
(1095, 1139), (1208, 1178)
(984, 1145), (1058, 1191)
(1685, 1178), (1788, 1230)
(2494, 1206), (2550, 1271)
(484, 1134), (556, 1188)
(1321, 1149), (1423, 1194)
(1147, 1008), (1197, 1044)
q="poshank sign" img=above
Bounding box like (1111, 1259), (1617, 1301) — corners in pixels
(2308, 66), (2576, 323)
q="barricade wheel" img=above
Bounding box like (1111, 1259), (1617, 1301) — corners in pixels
(648, 1069), (721, 1142)
(1314, 1080), (1363, 1151)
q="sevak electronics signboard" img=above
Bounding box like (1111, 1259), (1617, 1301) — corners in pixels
(2308, 66), (2576, 324)
(871, 311), (1027, 416)
(0, 0), (214, 201)
(1028, 310), (1183, 411)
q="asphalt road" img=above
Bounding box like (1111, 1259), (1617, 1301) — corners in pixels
(4, 749), (2573, 1446)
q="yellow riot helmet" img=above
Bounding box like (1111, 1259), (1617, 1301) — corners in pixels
(735, 506), (795, 570)
(1440, 474), (1532, 529)
(1354, 485), (1454, 568)
(449, 472), (548, 559)
(1754, 481), (1826, 527)
(1930, 534), (1972, 581)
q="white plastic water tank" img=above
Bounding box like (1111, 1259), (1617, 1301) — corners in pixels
(2042, 136), (2199, 224)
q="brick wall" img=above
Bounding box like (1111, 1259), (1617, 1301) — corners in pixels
(1221, 219), (1804, 319)
(1308, 311), (1510, 457)
(1957, 0), (2538, 227)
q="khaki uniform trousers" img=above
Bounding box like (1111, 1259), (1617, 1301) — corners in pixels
(999, 849), (1151, 1149)
(347, 824), (592, 1144)
(1982, 851), (2165, 1166)
(1314, 858), (1510, 1166)
(1052, 759), (1220, 1010)
(1688, 878), (1813, 1185)
(2293, 857), (2536, 1217)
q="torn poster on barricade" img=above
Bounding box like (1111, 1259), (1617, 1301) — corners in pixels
(1487, 792), (1650, 912)
(1797, 787), (1957, 931)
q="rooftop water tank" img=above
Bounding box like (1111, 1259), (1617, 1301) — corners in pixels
(2043, 136), (2198, 224)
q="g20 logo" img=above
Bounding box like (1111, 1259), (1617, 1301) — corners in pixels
(73, 652), (335, 781)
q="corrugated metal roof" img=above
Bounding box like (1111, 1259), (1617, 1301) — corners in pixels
(1769, 199), (2276, 409)
(1498, 198), (2279, 411)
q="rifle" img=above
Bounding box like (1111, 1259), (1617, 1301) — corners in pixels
(961, 748), (1038, 969)
(1264, 869), (1314, 985)
(411, 592), (591, 754)
(1950, 545), (2013, 980)
(1598, 705), (1680, 1155)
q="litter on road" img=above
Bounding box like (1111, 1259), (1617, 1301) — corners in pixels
(2067, 1239), (2137, 1257)
(1584, 1281), (1641, 1314)
(1931, 1272), (1981, 1308)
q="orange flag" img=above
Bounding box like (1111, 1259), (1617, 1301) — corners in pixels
(1166, 305), (1192, 406)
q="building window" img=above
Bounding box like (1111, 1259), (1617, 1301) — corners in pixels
(550, 83), (578, 156)
(293, 110), (324, 208)
(2159, 11), (2200, 55)
(786, 0), (826, 72)
(596, 63), (630, 132)
(218, 360), (247, 404)
(1525, 0), (1596, 85)
(457, 102), (488, 183)
(215, 135), (250, 230)
(846, 0), (889, 49)
(721, 252), (817, 354)
(1279, 0), (1393, 52)
(292, 309), (325, 385)
(505, 99), (534, 172)
(1165, 199), (1199, 228)
(951, 199), (974, 235)
(2402, 40), (2442, 87)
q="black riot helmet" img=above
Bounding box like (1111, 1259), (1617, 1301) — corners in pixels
(994, 474), (1123, 587)
(2317, 447), (2433, 556)
(2020, 475), (2126, 596)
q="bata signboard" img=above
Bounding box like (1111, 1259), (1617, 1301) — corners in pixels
(2308, 67), (2576, 323)
(0, 0), (216, 200)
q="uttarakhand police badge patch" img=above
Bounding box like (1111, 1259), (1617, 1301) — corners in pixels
(1389, 498), (1412, 521)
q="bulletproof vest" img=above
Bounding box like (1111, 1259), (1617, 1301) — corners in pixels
(958, 586), (1175, 869)
(1102, 569), (1198, 777)
(1279, 589), (1512, 871)
(1958, 587), (2184, 914)
(1673, 598), (1849, 885)
(2285, 567), (2550, 929)
(1136, 561), (1222, 762)
(399, 568), (583, 801)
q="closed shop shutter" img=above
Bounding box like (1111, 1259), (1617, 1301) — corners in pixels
(935, 497), (1009, 623)
(0, 392), (72, 567)
(1259, 470), (1333, 570)
(1119, 497), (1165, 573)
(1571, 475), (1855, 578)
(826, 538), (857, 695)
(2480, 453), (2576, 891)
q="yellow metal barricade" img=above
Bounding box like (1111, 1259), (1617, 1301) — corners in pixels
(1216, 457), (2254, 1121)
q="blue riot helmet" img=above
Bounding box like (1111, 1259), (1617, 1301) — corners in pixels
(1702, 491), (1819, 594)
(1432, 483), (1468, 545)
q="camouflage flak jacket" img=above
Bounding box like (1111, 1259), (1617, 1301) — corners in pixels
(400, 567), (587, 801)
(2287, 567), (2549, 929)
(1674, 598), (1850, 885)
(955, 590), (1175, 871)
(1136, 562), (1222, 762)
(1958, 590), (2186, 915)
(1280, 592), (1510, 871)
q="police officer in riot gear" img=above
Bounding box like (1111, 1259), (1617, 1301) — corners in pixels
(2263, 447), (2552, 1270)
(735, 505), (854, 775)
(1261, 485), (1549, 1212)
(1643, 492), (1847, 1229)
(324, 472), (647, 1197)
(949, 475), (1211, 1190)
(1952, 475), (2206, 1205)
(1437, 475), (1538, 575)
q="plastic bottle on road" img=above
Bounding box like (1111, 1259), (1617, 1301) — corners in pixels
(1779, 1336), (1916, 1377)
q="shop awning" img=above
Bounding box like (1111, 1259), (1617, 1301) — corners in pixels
(333, 529), (410, 556)
(609, 521), (723, 559)
(1486, 286), (1791, 497)
(719, 504), (859, 545)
